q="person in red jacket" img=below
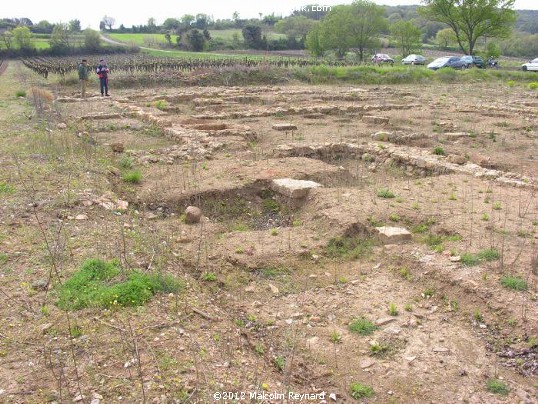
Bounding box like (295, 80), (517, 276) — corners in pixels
(96, 59), (110, 96)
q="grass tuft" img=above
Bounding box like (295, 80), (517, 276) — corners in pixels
(57, 259), (183, 310)
(500, 275), (527, 291)
(325, 237), (376, 260)
(349, 317), (377, 335)
(377, 188), (395, 198)
(486, 378), (510, 395)
(350, 383), (374, 399)
(122, 170), (142, 184)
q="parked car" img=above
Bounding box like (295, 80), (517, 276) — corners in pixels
(460, 55), (485, 68)
(371, 54), (394, 65)
(427, 56), (467, 70)
(521, 58), (538, 71)
(401, 54), (427, 65)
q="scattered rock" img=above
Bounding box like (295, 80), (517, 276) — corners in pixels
(116, 200), (128, 211)
(329, 393), (337, 401)
(360, 359), (376, 369)
(110, 142), (125, 153)
(404, 356), (416, 362)
(375, 226), (412, 244)
(192, 123), (227, 131)
(75, 214), (88, 221)
(375, 317), (396, 326)
(268, 284), (279, 294)
(31, 279), (48, 291)
(384, 326), (401, 335)
(447, 155), (467, 165)
(106, 166), (121, 176)
(57, 122), (67, 129)
(271, 178), (322, 199)
(184, 206), (202, 224)
(40, 323), (54, 334)
(272, 123), (297, 131)
(371, 131), (392, 141)
(433, 347), (450, 353)
(362, 115), (389, 125)
(449, 256), (461, 262)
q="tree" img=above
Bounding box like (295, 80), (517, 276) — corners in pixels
(163, 18), (180, 31)
(348, 0), (386, 61)
(242, 25), (264, 49)
(419, 0), (516, 55)
(305, 23), (324, 57)
(49, 23), (71, 53)
(390, 20), (421, 57)
(318, 5), (354, 59)
(84, 29), (101, 52)
(34, 20), (53, 34)
(435, 27), (457, 48)
(193, 14), (211, 30)
(275, 16), (316, 44)
(101, 15), (115, 31)
(69, 19), (81, 33)
(1, 31), (13, 51)
(317, 1), (386, 61)
(12, 26), (33, 50)
(147, 18), (157, 33)
(186, 29), (206, 51)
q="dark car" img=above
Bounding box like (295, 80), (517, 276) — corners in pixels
(427, 56), (467, 70)
(371, 53), (394, 65)
(460, 55), (485, 68)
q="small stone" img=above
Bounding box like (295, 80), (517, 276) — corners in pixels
(245, 285), (256, 293)
(329, 393), (337, 401)
(375, 227), (412, 244)
(74, 395), (84, 402)
(75, 214), (88, 221)
(404, 356), (416, 362)
(375, 317), (396, 326)
(57, 122), (67, 129)
(307, 336), (319, 345)
(184, 206), (202, 224)
(268, 284), (279, 294)
(90, 399), (100, 404)
(447, 155), (467, 165)
(360, 359), (376, 369)
(449, 256), (461, 262)
(384, 326), (401, 335)
(433, 347), (449, 353)
(110, 143), (124, 153)
(31, 279), (48, 291)
(116, 200), (128, 211)
(40, 323), (54, 334)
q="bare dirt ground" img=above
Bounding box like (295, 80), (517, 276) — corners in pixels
(0, 61), (537, 403)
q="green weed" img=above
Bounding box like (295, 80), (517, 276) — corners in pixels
(350, 383), (374, 399)
(377, 188), (395, 198)
(349, 317), (377, 336)
(122, 170), (142, 184)
(486, 379), (510, 395)
(325, 237), (376, 260)
(500, 275), (527, 291)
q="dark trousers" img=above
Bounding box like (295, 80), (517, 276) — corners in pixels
(99, 77), (109, 95)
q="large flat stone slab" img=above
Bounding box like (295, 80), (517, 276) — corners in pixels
(272, 123), (297, 131)
(271, 178), (322, 199)
(375, 226), (412, 244)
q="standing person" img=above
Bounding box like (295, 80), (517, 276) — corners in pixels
(96, 59), (110, 96)
(77, 59), (90, 98)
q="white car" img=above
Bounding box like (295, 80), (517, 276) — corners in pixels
(402, 54), (426, 65)
(521, 58), (538, 71)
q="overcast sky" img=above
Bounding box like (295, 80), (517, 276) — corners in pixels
(3, 0), (537, 30)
